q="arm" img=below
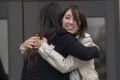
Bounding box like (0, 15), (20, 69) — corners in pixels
(20, 41), (86, 73)
(53, 33), (100, 61)
(38, 43), (87, 73)
(38, 33), (98, 73)
(19, 33), (99, 73)
(20, 33), (100, 60)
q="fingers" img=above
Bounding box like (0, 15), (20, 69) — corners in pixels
(33, 38), (47, 49)
(41, 37), (47, 43)
(24, 36), (40, 49)
(24, 36), (48, 49)
(30, 36), (40, 40)
(26, 44), (33, 49)
(33, 40), (41, 49)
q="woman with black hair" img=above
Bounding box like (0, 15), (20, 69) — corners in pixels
(20, 2), (100, 80)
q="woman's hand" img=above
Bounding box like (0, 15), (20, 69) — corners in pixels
(34, 37), (48, 49)
(23, 33), (48, 49)
(24, 36), (40, 49)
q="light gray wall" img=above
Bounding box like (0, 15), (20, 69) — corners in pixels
(8, 1), (23, 80)
(0, 19), (8, 74)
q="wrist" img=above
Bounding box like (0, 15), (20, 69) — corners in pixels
(38, 43), (55, 54)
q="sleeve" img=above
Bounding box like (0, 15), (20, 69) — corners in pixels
(19, 43), (28, 54)
(38, 34), (99, 73)
(54, 33), (100, 61)
(65, 40), (99, 61)
(38, 43), (87, 73)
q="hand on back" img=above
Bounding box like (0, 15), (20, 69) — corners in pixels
(24, 34), (47, 49)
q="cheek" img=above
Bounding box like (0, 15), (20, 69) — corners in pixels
(62, 22), (65, 28)
(74, 23), (79, 31)
(74, 27), (79, 33)
(66, 27), (79, 34)
(62, 19), (66, 28)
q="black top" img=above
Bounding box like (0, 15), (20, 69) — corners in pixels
(21, 54), (69, 80)
(51, 28), (100, 60)
(21, 28), (100, 80)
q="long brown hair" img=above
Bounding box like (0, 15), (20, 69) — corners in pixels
(24, 34), (40, 72)
(25, 2), (62, 72)
(25, 47), (38, 72)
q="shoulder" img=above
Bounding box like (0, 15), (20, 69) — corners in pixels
(78, 33), (93, 46)
(56, 28), (68, 35)
(78, 33), (92, 42)
(55, 28), (76, 42)
(84, 32), (91, 38)
(51, 29), (76, 53)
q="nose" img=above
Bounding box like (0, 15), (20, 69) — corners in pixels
(69, 19), (74, 24)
